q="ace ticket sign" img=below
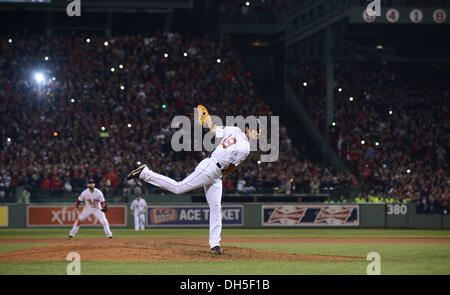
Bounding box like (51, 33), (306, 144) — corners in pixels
(27, 206), (127, 227)
(147, 206), (243, 227)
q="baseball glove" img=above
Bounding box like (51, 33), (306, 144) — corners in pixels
(196, 105), (210, 127)
(101, 205), (108, 213)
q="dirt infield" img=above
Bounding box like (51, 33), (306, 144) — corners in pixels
(0, 237), (448, 263)
(0, 238), (364, 263)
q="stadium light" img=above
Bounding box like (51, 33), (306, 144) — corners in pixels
(34, 72), (45, 83)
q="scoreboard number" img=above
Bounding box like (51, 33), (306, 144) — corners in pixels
(386, 8), (400, 23)
(433, 9), (447, 23)
(362, 10), (377, 23)
(387, 204), (407, 215)
(409, 9), (423, 23)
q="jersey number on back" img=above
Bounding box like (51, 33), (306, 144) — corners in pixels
(222, 134), (237, 149)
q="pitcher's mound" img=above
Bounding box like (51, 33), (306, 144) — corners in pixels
(0, 238), (361, 262)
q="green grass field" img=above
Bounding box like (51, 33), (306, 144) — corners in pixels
(0, 228), (449, 275)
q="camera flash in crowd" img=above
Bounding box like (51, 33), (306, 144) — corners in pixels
(332, 122), (336, 126)
(44, 56), (49, 61)
(137, 161), (141, 165)
(375, 141), (380, 146)
(349, 96), (354, 102)
(120, 85), (125, 90)
(86, 38), (91, 43)
(164, 53), (169, 58)
(119, 64), (123, 69)
(389, 110), (393, 115)
(303, 82), (308, 87)
(70, 98), (75, 103)
(7, 138), (11, 142)
(361, 140), (365, 145)
(183, 52), (188, 57)
(127, 123), (132, 128)
(34, 72), (44, 83)
(101, 126), (106, 131)
(8, 38), (12, 43)
(104, 41), (109, 46)
(52, 77), (56, 81)
(338, 87), (342, 92)
(53, 132), (58, 137)
(216, 58), (221, 63)
(245, 1), (250, 6)
(257, 160), (262, 164)
(406, 169), (411, 174)
(111, 67), (115, 72)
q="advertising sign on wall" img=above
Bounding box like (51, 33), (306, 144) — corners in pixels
(147, 206), (243, 227)
(262, 205), (359, 226)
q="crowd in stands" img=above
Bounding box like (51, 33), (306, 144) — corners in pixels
(290, 62), (449, 214)
(217, 0), (285, 24)
(0, 31), (357, 202)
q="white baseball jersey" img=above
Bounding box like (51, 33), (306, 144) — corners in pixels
(211, 126), (250, 168)
(131, 198), (147, 214)
(139, 125), (252, 248)
(78, 188), (105, 209)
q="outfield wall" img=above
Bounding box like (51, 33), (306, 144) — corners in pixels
(1, 203), (449, 229)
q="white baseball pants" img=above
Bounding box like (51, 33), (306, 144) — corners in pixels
(134, 213), (146, 231)
(69, 207), (112, 238)
(139, 157), (223, 248)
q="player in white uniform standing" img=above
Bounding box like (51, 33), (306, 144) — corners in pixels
(126, 105), (260, 254)
(69, 179), (112, 239)
(131, 195), (148, 231)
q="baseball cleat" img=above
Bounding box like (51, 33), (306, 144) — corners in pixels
(107, 236), (112, 239)
(126, 164), (146, 180)
(68, 235), (73, 240)
(211, 246), (224, 254)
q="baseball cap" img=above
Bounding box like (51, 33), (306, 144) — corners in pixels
(87, 179), (95, 184)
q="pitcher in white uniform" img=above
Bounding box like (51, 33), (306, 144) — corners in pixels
(69, 179), (112, 239)
(127, 108), (260, 254)
(131, 195), (148, 231)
